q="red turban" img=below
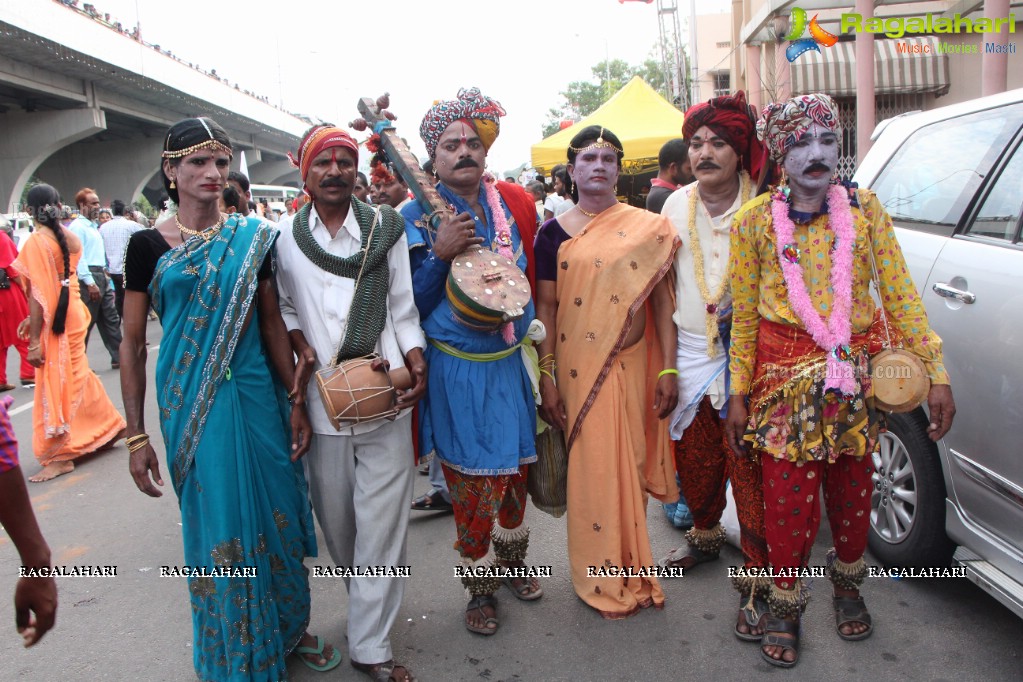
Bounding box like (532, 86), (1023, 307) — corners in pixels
(288, 125), (360, 183)
(682, 91), (766, 179)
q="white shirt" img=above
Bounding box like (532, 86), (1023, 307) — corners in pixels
(100, 216), (144, 275)
(553, 196), (575, 217)
(663, 180), (747, 334)
(276, 204), (425, 436)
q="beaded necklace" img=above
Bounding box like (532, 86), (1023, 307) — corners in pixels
(771, 182), (858, 398)
(687, 171), (751, 357)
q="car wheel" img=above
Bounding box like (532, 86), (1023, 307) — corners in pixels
(868, 408), (955, 568)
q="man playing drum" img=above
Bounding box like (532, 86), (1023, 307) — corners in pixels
(276, 124), (426, 682)
(401, 87), (543, 636)
(724, 94), (955, 668)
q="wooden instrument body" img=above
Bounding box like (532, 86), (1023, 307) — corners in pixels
(446, 246), (531, 329)
(315, 355), (413, 429)
(870, 348), (930, 413)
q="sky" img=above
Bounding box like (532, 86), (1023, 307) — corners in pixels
(73, 0), (731, 174)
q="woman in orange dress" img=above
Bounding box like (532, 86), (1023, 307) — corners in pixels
(13, 184), (125, 481)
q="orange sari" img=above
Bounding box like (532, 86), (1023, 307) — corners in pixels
(13, 234), (125, 463)
(556, 203), (679, 617)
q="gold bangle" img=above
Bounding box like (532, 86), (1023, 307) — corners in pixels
(27, 344), (40, 351)
(539, 368), (555, 381)
(125, 433), (149, 446)
(657, 368), (680, 379)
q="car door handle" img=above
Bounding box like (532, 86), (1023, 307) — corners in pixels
(932, 282), (976, 304)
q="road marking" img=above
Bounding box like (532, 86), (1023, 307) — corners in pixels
(7, 344), (159, 416)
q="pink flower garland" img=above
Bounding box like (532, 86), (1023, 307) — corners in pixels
(482, 174), (518, 345)
(771, 183), (858, 397)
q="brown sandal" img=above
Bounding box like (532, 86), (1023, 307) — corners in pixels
(351, 660), (416, 682)
(465, 594), (499, 635)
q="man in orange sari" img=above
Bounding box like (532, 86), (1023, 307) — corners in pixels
(534, 126), (680, 618)
(13, 184), (125, 482)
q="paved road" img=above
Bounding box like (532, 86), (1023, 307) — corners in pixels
(2, 324), (1022, 681)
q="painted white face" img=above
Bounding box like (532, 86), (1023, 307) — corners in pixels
(782, 125), (840, 197)
(568, 144), (620, 199)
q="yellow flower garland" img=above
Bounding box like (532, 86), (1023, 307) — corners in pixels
(686, 171), (751, 357)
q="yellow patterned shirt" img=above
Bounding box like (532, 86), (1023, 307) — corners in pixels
(728, 188), (949, 395)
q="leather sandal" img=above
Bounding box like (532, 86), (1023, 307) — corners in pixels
(465, 594), (498, 635)
(351, 659), (416, 682)
(503, 574), (543, 601)
(735, 593), (769, 642)
(657, 543), (718, 573)
(833, 595), (873, 641)
(760, 615), (800, 668)
(411, 489), (453, 513)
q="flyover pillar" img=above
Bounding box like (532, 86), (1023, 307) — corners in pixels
(36, 137), (165, 209)
(0, 108), (105, 213)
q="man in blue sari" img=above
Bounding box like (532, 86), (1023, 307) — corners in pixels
(122, 117), (338, 679)
(402, 88), (543, 637)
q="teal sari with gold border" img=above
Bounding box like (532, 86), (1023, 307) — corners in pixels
(151, 216), (316, 680)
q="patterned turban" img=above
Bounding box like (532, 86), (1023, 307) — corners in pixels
(757, 93), (840, 162)
(289, 125), (360, 182)
(420, 87), (506, 158)
(683, 90), (766, 177)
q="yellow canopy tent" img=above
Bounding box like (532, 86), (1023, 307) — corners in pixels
(530, 76), (685, 175)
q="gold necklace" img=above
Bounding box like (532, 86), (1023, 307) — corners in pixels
(175, 214), (226, 241)
(687, 171), (751, 357)
(576, 202), (618, 218)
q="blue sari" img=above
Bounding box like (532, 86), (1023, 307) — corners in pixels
(151, 216), (316, 681)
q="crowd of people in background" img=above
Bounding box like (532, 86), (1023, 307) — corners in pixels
(1, 79), (958, 679)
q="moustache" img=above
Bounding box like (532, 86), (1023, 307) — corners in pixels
(453, 158), (480, 170)
(319, 177), (348, 188)
(805, 163), (831, 173)
(696, 162), (720, 170)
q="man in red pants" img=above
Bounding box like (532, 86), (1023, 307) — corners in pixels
(726, 93), (956, 668)
(659, 91), (772, 641)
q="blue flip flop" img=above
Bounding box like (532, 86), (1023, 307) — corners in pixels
(294, 635), (342, 672)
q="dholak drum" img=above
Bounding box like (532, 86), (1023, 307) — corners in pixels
(870, 349), (930, 413)
(315, 355), (413, 429)
(446, 246), (531, 330)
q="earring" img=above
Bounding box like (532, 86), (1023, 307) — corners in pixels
(169, 179), (176, 189)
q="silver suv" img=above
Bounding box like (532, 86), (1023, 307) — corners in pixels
(854, 89), (1023, 619)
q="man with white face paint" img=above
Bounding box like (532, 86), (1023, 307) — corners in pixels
(725, 93), (956, 668)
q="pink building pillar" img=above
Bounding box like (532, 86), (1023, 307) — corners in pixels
(855, 0), (875, 164)
(774, 34), (791, 101)
(747, 43), (763, 111)
(982, 0), (1010, 96)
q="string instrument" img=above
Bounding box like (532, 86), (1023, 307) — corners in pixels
(351, 94), (530, 328)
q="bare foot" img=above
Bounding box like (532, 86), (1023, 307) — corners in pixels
(29, 461), (74, 482)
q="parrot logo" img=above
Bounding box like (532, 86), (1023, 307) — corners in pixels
(784, 7), (839, 62)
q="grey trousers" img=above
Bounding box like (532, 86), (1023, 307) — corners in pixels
(304, 418), (414, 664)
(80, 266), (121, 363)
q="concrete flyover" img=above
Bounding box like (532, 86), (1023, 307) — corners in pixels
(0, 0), (310, 213)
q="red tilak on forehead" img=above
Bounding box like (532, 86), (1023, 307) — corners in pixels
(331, 149), (337, 165)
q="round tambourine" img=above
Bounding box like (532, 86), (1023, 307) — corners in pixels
(446, 246), (531, 330)
(870, 348), (930, 413)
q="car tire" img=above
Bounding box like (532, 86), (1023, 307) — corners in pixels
(868, 408), (955, 568)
